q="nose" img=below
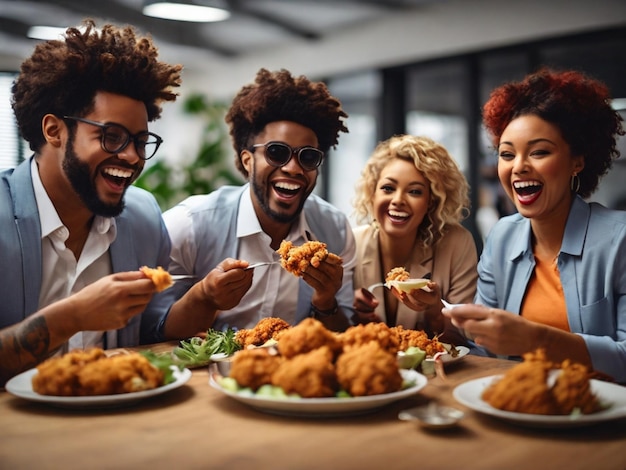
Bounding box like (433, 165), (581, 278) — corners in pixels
(116, 141), (142, 164)
(280, 151), (305, 174)
(511, 154), (527, 174)
(390, 189), (404, 205)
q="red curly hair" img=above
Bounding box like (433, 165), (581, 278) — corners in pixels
(482, 68), (624, 199)
(225, 68), (348, 178)
(12, 19), (182, 153)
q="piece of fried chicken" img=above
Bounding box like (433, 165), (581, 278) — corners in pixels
(271, 346), (338, 398)
(339, 322), (400, 355)
(552, 360), (602, 414)
(277, 240), (342, 277)
(390, 325), (445, 356)
(32, 349), (163, 396)
(336, 341), (403, 396)
(235, 317), (292, 348)
(277, 317), (343, 359)
(228, 347), (283, 391)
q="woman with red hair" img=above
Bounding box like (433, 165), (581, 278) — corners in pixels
(445, 68), (626, 383)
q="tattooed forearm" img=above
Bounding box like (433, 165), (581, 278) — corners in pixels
(0, 315), (53, 386)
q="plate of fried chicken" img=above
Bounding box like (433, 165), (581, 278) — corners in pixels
(208, 317), (431, 417)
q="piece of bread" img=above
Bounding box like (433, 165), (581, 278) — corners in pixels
(140, 266), (173, 292)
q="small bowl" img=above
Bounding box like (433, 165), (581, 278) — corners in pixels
(398, 404), (465, 429)
(397, 349), (426, 369)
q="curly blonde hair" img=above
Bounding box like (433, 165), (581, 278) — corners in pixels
(352, 134), (470, 246)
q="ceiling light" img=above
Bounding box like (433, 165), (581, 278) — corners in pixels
(143, 2), (230, 23)
(27, 26), (67, 41)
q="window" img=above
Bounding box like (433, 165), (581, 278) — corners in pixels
(0, 72), (25, 170)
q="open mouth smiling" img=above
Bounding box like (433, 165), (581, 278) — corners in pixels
(388, 209), (409, 222)
(273, 181), (302, 197)
(513, 180), (543, 204)
(102, 167), (134, 189)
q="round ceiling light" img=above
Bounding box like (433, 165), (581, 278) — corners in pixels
(143, 2), (230, 23)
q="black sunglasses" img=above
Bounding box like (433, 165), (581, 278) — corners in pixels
(251, 141), (324, 171)
(63, 116), (163, 160)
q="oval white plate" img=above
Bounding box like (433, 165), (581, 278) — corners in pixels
(453, 374), (626, 428)
(209, 365), (428, 418)
(5, 366), (192, 409)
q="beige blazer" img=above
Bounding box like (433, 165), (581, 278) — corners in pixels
(353, 223), (478, 328)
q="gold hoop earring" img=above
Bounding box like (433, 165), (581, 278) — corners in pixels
(570, 174), (581, 193)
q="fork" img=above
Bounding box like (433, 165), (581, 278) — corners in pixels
(170, 274), (196, 281)
(244, 261), (279, 270)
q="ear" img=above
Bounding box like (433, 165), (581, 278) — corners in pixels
(572, 154), (585, 175)
(41, 114), (65, 149)
(240, 149), (253, 175)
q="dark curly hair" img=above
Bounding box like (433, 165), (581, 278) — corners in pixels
(225, 68), (349, 177)
(12, 19), (182, 153)
(482, 68), (624, 199)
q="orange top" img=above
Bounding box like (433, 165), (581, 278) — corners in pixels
(520, 254), (570, 331)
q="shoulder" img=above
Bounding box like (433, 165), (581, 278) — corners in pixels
(304, 193), (349, 222)
(170, 185), (243, 216)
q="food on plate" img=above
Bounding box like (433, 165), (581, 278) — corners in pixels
(386, 267), (410, 282)
(391, 325), (446, 357)
(338, 322), (400, 355)
(276, 240), (342, 276)
(173, 328), (242, 367)
(235, 317), (291, 349)
(139, 265), (173, 292)
(481, 349), (604, 415)
(272, 346), (338, 398)
(31, 348), (172, 396)
(229, 347), (284, 391)
(277, 317), (343, 359)
(385, 267), (430, 292)
(336, 341), (403, 396)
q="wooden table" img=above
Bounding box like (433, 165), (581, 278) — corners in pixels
(1, 344), (625, 470)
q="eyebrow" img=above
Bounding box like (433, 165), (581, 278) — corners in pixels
(381, 176), (427, 188)
(498, 138), (556, 148)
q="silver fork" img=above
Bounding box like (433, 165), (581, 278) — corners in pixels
(244, 261), (279, 270)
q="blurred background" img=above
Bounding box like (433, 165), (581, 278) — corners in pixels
(1, 0), (625, 250)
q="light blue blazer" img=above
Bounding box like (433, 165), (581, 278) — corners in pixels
(0, 157), (172, 347)
(475, 196), (626, 382)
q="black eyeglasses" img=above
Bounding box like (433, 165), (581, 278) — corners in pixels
(251, 141), (324, 171)
(63, 116), (163, 160)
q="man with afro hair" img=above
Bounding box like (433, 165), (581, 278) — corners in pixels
(0, 19), (182, 385)
(147, 68), (356, 337)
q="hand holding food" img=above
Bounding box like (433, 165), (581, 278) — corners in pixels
(199, 258), (254, 311)
(140, 266), (173, 292)
(277, 240), (342, 276)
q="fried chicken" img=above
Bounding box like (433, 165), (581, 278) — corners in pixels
(391, 325), (446, 356)
(228, 347), (284, 391)
(339, 322), (400, 355)
(235, 317), (292, 348)
(140, 266), (173, 292)
(277, 317), (343, 359)
(32, 349), (163, 396)
(482, 349), (603, 415)
(385, 267), (410, 282)
(276, 240), (342, 277)
(271, 346), (338, 398)
(336, 341), (403, 396)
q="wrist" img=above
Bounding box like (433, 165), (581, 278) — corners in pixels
(310, 301), (339, 318)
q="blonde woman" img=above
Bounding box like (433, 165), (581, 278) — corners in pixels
(352, 135), (478, 343)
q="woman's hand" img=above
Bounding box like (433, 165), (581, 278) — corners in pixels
(352, 288), (382, 324)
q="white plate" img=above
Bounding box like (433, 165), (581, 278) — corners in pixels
(5, 366), (192, 409)
(209, 365), (428, 418)
(423, 345), (470, 364)
(453, 374), (626, 428)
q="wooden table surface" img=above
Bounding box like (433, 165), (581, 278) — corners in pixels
(1, 343), (625, 470)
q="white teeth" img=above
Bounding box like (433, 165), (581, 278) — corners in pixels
(389, 210), (409, 218)
(103, 168), (133, 178)
(513, 181), (541, 189)
(275, 182), (301, 191)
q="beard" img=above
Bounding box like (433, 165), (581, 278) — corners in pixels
(250, 163), (310, 224)
(62, 133), (126, 217)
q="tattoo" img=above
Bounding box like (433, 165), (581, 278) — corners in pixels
(18, 316), (51, 361)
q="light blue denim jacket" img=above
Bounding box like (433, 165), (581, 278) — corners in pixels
(475, 196), (626, 383)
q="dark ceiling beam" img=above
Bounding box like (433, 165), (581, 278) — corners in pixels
(21, 0), (239, 57)
(225, 0), (320, 40)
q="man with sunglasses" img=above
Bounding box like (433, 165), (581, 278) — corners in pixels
(145, 68), (356, 339)
(0, 20), (181, 385)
